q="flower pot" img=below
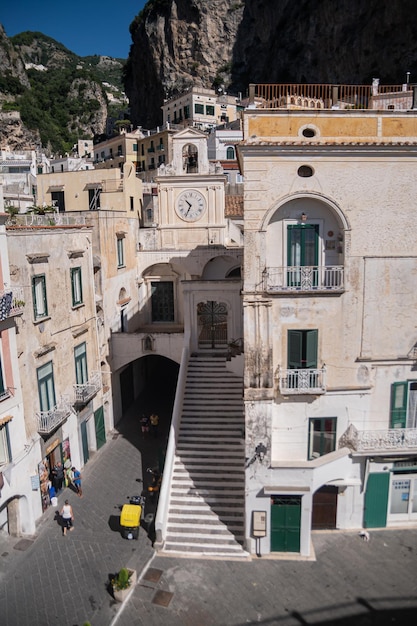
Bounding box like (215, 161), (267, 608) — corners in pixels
(113, 568), (136, 602)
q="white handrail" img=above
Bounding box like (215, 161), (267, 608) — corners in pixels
(154, 333), (190, 546)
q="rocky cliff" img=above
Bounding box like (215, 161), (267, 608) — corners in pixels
(0, 27), (126, 153)
(125, 0), (417, 128)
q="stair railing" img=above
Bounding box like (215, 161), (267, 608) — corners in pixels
(154, 335), (190, 547)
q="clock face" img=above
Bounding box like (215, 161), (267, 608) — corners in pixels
(176, 190), (206, 222)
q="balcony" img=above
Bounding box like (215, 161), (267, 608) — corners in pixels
(36, 396), (72, 436)
(248, 82), (412, 111)
(0, 286), (25, 319)
(339, 424), (417, 454)
(73, 371), (101, 406)
(264, 266), (344, 294)
(277, 366), (327, 395)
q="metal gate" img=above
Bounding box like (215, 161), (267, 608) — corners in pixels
(270, 495), (301, 552)
(197, 301), (228, 349)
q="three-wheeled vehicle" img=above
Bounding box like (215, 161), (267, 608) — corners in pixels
(120, 495), (145, 540)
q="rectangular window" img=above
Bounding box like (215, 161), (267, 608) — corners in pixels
(74, 342), (88, 385)
(117, 237), (125, 268)
(308, 418), (337, 459)
(390, 381), (417, 428)
(32, 275), (48, 320)
(184, 105), (190, 119)
(151, 281), (174, 322)
(130, 196), (134, 211)
(194, 103), (204, 114)
(206, 104), (215, 116)
(88, 188), (101, 210)
(37, 361), (56, 412)
(287, 224), (319, 287)
(288, 329), (318, 369)
(141, 144), (144, 156)
(117, 145), (122, 156)
(0, 423), (11, 465)
(133, 144), (138, 152)
(51, 191), (65, 213)
(71, 267), (83, 306)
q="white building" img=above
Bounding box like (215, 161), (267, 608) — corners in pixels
(237, 82), (417, 557)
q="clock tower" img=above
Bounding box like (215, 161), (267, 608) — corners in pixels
(155, 127), (227, 249)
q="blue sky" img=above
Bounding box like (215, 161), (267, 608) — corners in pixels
(1, 0), (148, 58)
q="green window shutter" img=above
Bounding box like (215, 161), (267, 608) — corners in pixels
(305, 329), (318, 368)
(288, 330), (303, 368)
(390, 381), (408, 428)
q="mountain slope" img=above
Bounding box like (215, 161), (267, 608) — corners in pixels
(0, 27), (127, 153)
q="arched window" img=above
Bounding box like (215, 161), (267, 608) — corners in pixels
(226, 146), (235, 160)
(182, 143), (198, 173)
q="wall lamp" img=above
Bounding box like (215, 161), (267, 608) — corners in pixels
(300, 212), (308, 222)
(255, 443), (267, 463)
(245, 443), (268, 468)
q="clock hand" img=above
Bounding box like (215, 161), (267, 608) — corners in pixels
(186, 200), (192, 216)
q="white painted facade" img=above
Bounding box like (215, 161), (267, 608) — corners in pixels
(238, 107), (417, 557)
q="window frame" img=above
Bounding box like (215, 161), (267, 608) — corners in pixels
(74, 342), (88, 385)
(71, 267), (83, 307)
(0, 422), (12, 465)
(32, 274), (48, 320)
(117, 236), (125, 268)
(308, 417), (337, 460)
(150, 281), (175, 322)
(287, 329), (318, 369)
(37, 360), (56, 412)
(194, 103), (204, 115)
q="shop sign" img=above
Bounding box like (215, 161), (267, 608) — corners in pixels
(46, 438), (60, 455)
(31, 475), (40, 490)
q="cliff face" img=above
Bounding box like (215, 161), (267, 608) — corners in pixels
(0, 28), (125, 152)
(125, 0), (245, 128)
(125, 0), (417, 128)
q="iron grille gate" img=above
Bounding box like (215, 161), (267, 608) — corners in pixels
(197, 301), (228, 349)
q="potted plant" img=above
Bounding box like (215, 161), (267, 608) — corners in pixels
(111, 567), (137, 602)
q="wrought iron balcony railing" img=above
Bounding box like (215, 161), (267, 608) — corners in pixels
(73, 371), (101, 405)
(36, 396), (72, 436)
(277, 366), (327, 395)
(339, 424), (417, 453)
(264, 266), (344, 293)
(0, 286), (25, 319)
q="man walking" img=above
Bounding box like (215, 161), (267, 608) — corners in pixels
(72, 467), (83, 497)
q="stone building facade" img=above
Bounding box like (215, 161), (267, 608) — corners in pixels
(238, 103), (417, 556)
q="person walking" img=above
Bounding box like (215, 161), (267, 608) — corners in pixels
(72, 467), (82, 497)
(140, 414), (149, 436)
(60, 500), (74, 536)
(150, 413), (159, 438)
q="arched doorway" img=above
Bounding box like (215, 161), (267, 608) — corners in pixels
(312, 485), (338, 529)
(197, 301), (228, 349)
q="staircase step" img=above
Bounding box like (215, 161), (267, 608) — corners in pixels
(162, 354), (246, 559)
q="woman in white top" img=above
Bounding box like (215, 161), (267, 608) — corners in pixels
(61, 499), (74, 535)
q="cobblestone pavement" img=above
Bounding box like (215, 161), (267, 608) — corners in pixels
(1, 394), (417, 625)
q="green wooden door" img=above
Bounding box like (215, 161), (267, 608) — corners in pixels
(94, 406), (106, 450)
(364, 473), (390, 528)
(271, 496), (301, 552)
(81, 420), (89, 465)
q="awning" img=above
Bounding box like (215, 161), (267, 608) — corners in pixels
(0, 414), (13, 427)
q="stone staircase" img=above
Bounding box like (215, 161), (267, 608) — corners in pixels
(162, 353), (248, 558)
